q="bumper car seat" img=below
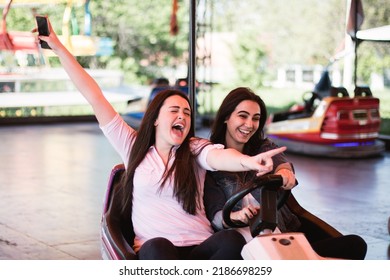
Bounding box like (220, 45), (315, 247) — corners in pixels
(101, 164), (137, 260)
(286, 194), (342, 243)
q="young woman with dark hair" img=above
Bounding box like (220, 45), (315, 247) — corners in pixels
(36, 19), (286, 260)
(204, 87), (367, 260)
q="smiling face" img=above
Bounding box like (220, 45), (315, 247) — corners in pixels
(154, 94), (192, 152)
(224, 100), (261, 152)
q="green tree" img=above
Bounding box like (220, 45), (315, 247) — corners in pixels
(232, 33), (267, 88)
(89, 0), (190, 84)
(3, 0), (190, 85)
(356, 0), (390, 85)
(2, 0), (388, 87)
(211, 0), (347, 87)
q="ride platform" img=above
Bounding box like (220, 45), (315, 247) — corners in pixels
(0, 123), (389, 260)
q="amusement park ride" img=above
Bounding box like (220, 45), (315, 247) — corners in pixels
(265, 73), (386, 158)
(100, 163), (344, 260)
(0, 0), (139, 124)
(100, 0), (389, 261)
(122, 0), (389, 158)
(265, 0), (389, 158)
(0, 0), (388, 260)
(0, 0), (103, 56)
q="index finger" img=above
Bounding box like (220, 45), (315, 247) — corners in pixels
(263, 146), (287, 157)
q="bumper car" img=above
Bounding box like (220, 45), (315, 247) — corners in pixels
(265, 71), (385, 158)
(221, 175), (342, 259)
(100, 164), (343, 260)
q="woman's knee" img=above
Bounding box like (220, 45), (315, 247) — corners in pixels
(219, 230), (246, 244)
(214, 230), (247, 252)
(138, 237), (179, 260)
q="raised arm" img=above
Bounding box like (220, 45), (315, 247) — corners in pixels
(35, 17), (117, 126)
(206, 146), (287, 176)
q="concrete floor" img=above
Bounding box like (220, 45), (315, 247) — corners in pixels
(0, 122), (389, 260)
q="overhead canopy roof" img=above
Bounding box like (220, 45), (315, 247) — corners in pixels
(356, 25), (390, 42)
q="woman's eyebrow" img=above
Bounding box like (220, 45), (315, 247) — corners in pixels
(237, 110), (260, 116)
(168, 105), (191, 112)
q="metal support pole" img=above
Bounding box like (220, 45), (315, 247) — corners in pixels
(189, 0), (196, 129)
(353, 0), (358, 87)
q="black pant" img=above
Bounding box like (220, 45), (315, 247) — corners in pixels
(137, 230), (246, 260)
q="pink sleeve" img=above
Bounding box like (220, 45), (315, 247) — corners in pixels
(100, 114), (136, 168)
(190, 138), (224, 171)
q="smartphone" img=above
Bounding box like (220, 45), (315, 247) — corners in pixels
(36, 15), (51, 49)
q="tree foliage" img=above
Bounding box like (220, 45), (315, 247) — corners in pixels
(231, 34), (267, 88)
(2, 0), (389, 86)
(89, 0), (189, 84)
(356, 0), (390, 84)
(3, 0), (189, 84)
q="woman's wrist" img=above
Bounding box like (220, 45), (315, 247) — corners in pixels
(275, 162), (294, 173)
(240, 155), (251, 170)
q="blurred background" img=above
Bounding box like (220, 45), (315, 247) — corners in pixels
(0, 0), (389, 132)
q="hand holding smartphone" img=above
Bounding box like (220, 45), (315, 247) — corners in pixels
(35, 15), (51, 49)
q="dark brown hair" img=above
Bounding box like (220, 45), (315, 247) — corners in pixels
(210, 87), (267, 155)
(121, 89), (206, 215)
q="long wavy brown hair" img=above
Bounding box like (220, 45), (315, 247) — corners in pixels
(121, 89), (207, 216)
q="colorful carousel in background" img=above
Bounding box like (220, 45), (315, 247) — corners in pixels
(0, 0), (142, 124)
(0, 0), (113, 58)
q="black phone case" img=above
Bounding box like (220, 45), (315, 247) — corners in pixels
(36, 16), (51, 49)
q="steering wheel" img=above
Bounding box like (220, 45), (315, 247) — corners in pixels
(222, 174), (291, 237)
